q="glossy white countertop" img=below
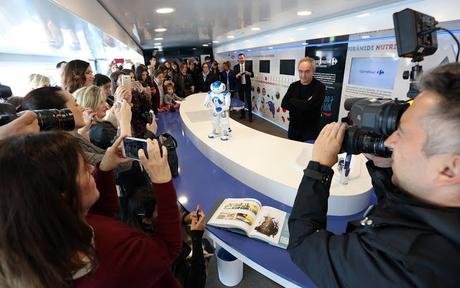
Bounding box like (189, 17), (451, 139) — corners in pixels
(180, 93), (372, 216)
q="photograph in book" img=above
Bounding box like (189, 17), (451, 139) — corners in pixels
(207, 198), (290, 249)
(250, 207), (287, 246)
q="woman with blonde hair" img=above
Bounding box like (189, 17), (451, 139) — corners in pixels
(73, 85), (121, 149)
(29, 73), (50, 90)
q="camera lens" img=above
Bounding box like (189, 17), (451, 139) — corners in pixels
(342, 127), (392, 157)
(377, 101), (409, 136)
(35, 108), (75, 131)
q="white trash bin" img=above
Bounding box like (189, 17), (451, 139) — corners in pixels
(217, 248), (243, 287)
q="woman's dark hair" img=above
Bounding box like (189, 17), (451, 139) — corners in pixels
(21, 86), (66, 111)
(125, 185), (156, 233)
(135, 65), (152, 87)
(93, 73), (111, 86)
(63, 59), (90, 93)
(110, 71), (123, 96)
(0, 132), (97, 287)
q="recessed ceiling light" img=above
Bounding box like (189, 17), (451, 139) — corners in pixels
(297, 10), (312, 16)
(178, 196), (188, 204)
(212, 40), (219, 43)
(202, 44), (208, 47)
(268, 47), (273, 49)
(154, 37), (163, 40)
(356, 13), (370, 18)
(227, 35), (235, 39)
(251, 27), (261, 31)
(247, 49), (252, 51)
(154, 42), (162, 46)
(361, 35), (370, 39)
(296, 27), (305, 31)
(156, 8), (175, 14)
(302, 42), (309, 45)
(192, 48), (197, 50)
(155, 28), (167, 32)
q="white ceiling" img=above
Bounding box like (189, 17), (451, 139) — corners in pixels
(97, 0), (405, 49)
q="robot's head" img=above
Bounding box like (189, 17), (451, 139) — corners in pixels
(210, 81), (226, 94)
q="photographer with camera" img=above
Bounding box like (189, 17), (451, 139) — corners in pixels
(288, 63), (460, 287)
(0, 110), (39, 139)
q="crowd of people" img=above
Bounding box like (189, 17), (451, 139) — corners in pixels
(0, 57), (214, 288)
(0, 54), (459, 288)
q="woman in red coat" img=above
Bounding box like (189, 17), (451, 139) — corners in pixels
(0, 132), (182, 288)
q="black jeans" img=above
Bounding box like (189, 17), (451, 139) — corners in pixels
(238, 84), (252, 118)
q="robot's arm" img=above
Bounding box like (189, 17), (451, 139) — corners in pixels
(204, 92), (212, 109)
(223, 92), (231, 111)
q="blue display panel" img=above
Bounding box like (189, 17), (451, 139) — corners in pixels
(348, 57), (399, 90)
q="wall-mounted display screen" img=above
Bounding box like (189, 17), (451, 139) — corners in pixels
(280, 59), (296, 75)
(246, 60), (253, 72)
(348, 57), (399, 90)
(259, 60), (270, 73)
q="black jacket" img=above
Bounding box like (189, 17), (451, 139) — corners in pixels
(233, 62), (253, 87)
(288, 161), (460, 288)
(196, 72), (218, 93)
(220, 70), (237, 92)
(281, 78), (325, 141)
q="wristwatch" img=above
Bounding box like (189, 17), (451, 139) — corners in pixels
(303, 161), (334, 184)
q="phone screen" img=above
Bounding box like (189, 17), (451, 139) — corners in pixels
(123, 137), (148, 160)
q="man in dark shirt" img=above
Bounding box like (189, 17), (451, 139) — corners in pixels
(281, 57), (325, 142)
(288, 63), (460, 287)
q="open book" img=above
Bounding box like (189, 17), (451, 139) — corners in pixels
(207, 198), (290, 249)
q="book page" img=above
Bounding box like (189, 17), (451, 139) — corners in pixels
(248, 206), (290, 249)
(207, 198), (262, 234)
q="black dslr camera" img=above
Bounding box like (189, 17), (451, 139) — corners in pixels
(0, 103), (75, 131)
(341, 98), (409, 157)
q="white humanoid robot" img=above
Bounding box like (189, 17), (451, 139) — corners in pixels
(204, 81), (231, 141)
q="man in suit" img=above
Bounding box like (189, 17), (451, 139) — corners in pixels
(281, 57), (325, 142)
(234, 53), (254, 122)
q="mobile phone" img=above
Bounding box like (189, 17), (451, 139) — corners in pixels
(122, 137), (148, 160)
(196, 204), (201, 222)
(115, 100), (123, 108)
(121, 75), (132, 91)
(149, 109), (155, 124)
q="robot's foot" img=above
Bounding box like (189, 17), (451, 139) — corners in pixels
(228, 128), (232, 133)
(208, 133), (218, 139)
(220, 135), (229, 141)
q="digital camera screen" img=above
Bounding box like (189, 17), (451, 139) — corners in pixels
(123, 137), (148, 160)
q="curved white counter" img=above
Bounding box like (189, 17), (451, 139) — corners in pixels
(180, 93), (372, 216)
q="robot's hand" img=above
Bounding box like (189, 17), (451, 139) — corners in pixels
(204, 100), (212, 109)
